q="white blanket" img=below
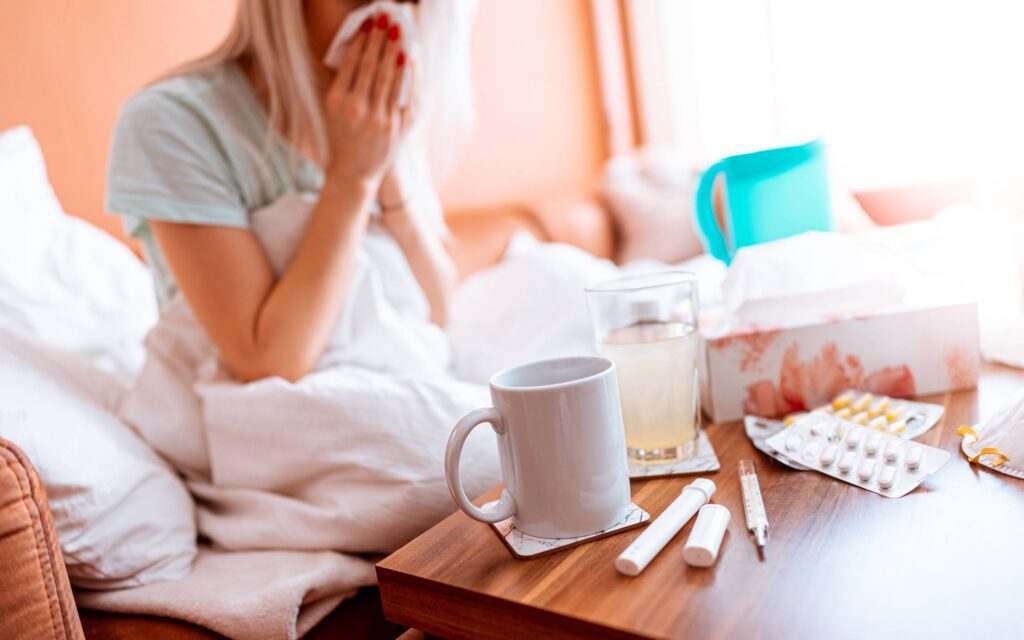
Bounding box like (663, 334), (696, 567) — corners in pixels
(122, 193), (500, 557)
(103, 194), (726, 636)
(76, 547), (377, 640)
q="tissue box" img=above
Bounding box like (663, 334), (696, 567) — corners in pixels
(698, 301), (980, 423)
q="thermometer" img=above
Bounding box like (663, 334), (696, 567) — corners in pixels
(738, 459), (769, 557)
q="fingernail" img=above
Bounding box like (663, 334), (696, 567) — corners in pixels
(388, 24), (400, 41)
(360, 17), (373, 33)
(376, 13), (389, 29)
(397, 51), (406, 66)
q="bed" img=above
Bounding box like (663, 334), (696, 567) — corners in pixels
(0, 124), (619, 640)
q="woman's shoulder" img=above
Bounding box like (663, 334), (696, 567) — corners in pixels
(117, 63), (243, 131)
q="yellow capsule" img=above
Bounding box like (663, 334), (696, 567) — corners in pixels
(868, 416), (888, 430)
(886, 404), (906, 422)
(851, 393), (873, 413)
(833, 391), (855, 410)
(888, 420), (907, 435)
(852, 412), (870, 425)
(867, 397), (890, 418)
(784, 415), (797, 426)
(836, 407), (852, 420)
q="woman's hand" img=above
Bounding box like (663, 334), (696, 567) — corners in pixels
(378, 54), (425, 210)
(324, 14), (412, 188)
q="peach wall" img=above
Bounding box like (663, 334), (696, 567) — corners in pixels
(0, 1), (235, 240)
(0, 0), (605, 243)
(440, 0), (606, 208)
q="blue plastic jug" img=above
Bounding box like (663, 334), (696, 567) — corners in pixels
(694, 139), (833, 263)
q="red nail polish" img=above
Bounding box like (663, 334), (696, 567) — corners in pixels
(376, 13), (389, 29)
(359, 17), (372, 33)
(397, 51), (406, 66)
(388, 24), (400, 41)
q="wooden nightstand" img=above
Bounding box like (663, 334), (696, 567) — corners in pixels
(378, 364), (1024, 639)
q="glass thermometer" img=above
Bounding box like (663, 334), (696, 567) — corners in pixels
(738, 459), (769, 556)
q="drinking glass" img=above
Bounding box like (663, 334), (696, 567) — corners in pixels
(586, 271), (701, 463)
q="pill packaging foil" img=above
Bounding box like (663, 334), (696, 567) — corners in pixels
(765, 414), (951, 497)
(745, 392), (945, 471)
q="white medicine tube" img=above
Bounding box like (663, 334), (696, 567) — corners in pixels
(616, 478), (716, 576)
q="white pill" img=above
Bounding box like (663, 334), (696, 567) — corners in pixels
(838, 451), (856, 474)
(865, 433), (882, 456)
(809, 421), (823, 436)
(802, 442), (821, 460)
(858, 458), (876, 481)
(819, 444), (838, 467)
(905, 446), (923, 470)
(883, 440), (902, 463)
(879, 465), (897, 489)
(845, 428), (864, 449)
(785, 435), (802, 452)
(828, 423), (845, 442)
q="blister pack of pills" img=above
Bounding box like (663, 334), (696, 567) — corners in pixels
(807, 391), (944, 439)
(744, 391), (945, 471)
(765, 413), (951, 497)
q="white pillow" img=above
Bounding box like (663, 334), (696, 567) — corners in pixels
(0, 326), (197, 589)
(601, 149), (706, 264)
(0, 126), (157, 378)
(447, 234), (619, 384)
(0, 126), (63, 223)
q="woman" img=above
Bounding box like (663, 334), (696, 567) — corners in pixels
(108, 0), (500, 555)
(109, 0), (457, 384)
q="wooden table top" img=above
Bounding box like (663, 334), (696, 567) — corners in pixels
(378, 364), (1024, 640)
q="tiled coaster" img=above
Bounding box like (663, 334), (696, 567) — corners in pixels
(627, 431), (721, 478)
(482, 501), (650, 559)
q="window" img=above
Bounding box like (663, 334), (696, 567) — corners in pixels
(626, 0), (1024, 208)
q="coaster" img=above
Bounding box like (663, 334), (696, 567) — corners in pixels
(627, 431), (721, 478)
(482, 501), (650, 559)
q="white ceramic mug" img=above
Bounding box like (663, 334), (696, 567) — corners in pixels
(445, 356), (632, 539)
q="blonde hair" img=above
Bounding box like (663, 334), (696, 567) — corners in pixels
(175, 0), (477, 180)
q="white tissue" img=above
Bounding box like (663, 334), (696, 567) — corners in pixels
(721, 231), (905, 325)
(322, 1), (419, 107)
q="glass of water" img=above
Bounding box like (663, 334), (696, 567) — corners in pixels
(586, 271), (701, 463)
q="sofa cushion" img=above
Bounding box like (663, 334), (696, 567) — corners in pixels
(0, 438), (83, 640)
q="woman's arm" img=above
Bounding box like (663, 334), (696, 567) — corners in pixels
(149, 18), (411, 383)
(151, 174), (374, 383)
(379, 190), (458, 327)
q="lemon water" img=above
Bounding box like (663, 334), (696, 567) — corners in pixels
(599, 322), (699, 461)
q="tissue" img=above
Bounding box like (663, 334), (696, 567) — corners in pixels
(721, 231), (904, 325)
(322, 1), (419, 106)
(701, 226), (982, 422)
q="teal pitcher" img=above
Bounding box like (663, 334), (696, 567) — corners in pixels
(694, 139), (833, 263)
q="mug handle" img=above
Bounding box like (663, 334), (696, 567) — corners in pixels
(445, 408), (517, 523)
(694, 159), (730, 262)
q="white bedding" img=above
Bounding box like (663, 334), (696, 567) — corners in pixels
(0, 126), (730, 637)
(0, 326), (196, 588)
(121, 193), (501, 559)
(123, 196), (726, 561)
(0, 126), (157, 379)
